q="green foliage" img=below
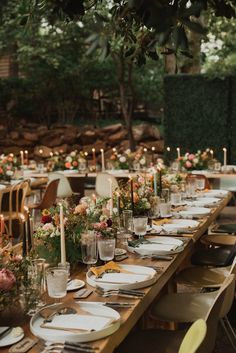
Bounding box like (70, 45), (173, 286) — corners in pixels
(202, 16), (236, 78)
(163, 74), (236, 163)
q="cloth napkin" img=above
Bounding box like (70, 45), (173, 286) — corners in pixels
(41, 313), (113, 331)
(94, 273), (151, 284)
(152, 218), (172, 226)
(90, 261), (130, 277)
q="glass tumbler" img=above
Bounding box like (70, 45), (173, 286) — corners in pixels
(46, 267), (68, 302)
(81, 230), (98, 268)
(98, 238), (116, 262)
(133, 216), (148, 238)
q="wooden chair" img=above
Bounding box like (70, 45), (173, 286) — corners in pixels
(0, 180), (30, 239)
(28, 178), (60, 217)
(115, 276), (234, 353)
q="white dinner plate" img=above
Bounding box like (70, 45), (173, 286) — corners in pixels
(67, 279), (85, 291)
(128, 236), (184, 256)
(178, 207), (211, 218)
(86, 264), (157, 290)
(30, 302), (120, 343)
(152, 219), (199, 233)
(200, 189), (228, 198)
(0, 327), (24, 347)
(186, 197), (221, 207)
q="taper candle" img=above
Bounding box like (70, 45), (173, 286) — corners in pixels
(108, 178), (113, 217)
(223, 147), (227, 166)
(92, 148), (96, 170)
(24, 150), (28, 164)
(130, 177), (134, 213)
(59, 204), (66, 266)
(210, 149), (214, 158)
(154, 172), (157, 196)
(20, 150), (24, 165)
(176, 147), (180, 159)
(100, 148), (105, 171)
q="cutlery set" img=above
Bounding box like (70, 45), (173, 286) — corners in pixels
(95, 286), (145, 298)
(41, 341), (98, 353)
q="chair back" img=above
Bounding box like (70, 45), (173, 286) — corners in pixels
(48, 172), (73, 198)
(11, 180), (29, 215)
(178, 319), (207, 353)
(197, 274), (235, 353)
(38, 179), (60, 209)
(95, 173), (119, 198)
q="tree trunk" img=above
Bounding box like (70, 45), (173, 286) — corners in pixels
(115, 52), (136, 151)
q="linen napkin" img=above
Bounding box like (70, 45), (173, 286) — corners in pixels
(152, 218), (171, 226)
(90, 261), (130, 278)
(40, 313), (113, 331)
(94, 272), (151, 284)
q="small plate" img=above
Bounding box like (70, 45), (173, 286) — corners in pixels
(0, 327), (24, 347)
(67, 279), (85, 291)
(115, 248), (127, 256)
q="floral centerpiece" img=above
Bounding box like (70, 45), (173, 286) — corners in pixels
(115, 175), (154, 216)
(33, 197), (115, 265)
(132, 149), (147, 170)
(162, 173), (184, 192)
(64, 150), (79, 170)
(0, 153), (20, 181)
(109, 149), (132, 170)
(0, 247), (37, 324)
(178, 149), (214, 171)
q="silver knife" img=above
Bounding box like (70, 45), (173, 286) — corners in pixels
(0, 327), (11, 339)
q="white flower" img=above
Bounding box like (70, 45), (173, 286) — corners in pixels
(140, 158), (146, 165)
(70, 151), (76, 157)
(119, 156), (126, 163)
(66, 156), (72, 162)
(42, 223), (54, 231)
(6, 170), (14, 176)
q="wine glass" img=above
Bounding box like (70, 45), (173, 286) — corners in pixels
(98, 238), (116, 263)
(80, 231), (98, 269)
(46, 267), (68, 303)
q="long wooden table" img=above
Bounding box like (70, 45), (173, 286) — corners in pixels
(0, 192), (232, 353)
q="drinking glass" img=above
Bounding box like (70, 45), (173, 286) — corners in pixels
(46, 267), (68, 303)
(80, 230), (98, 268)
(170, 192), (182, 205)
(159, 198), (172, 218)
(58, 261), (71, 276)
(161, 188), (170, 202)
(196, 178), (205, 191)
(122, 210), (133, 234)
(29, 258), (46, 307)
(133, 216), (148, 238)
(98, 238), (116, 262)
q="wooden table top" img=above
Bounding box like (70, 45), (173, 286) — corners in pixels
(0, 192), (232, 353)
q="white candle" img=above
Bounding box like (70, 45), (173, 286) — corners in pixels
(108, 178), (113, 217)
(59, 204), (66, 265)
(154, 173), (157, 196)
(20, 150), (24, 165)
(24, 150), (28, 164)
(223, 147), (227, 166)
(100, 149), (105, 171)
(210, 149), (214, 158)
(29, 216), (34, 249)
(176, 147), (180, 159)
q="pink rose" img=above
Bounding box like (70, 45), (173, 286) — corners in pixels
(0, 268), (16, 291)
(188, 154), (195, 160)
(185, 161), (192, 168)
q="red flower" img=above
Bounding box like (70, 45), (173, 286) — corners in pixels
(41, 215), (52, 224)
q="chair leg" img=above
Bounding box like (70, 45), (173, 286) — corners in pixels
(220, 317), (236, 351)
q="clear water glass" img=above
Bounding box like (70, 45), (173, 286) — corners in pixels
(161, 188), (170, 202)
(122, 210), (133, 233)
(29, 258), (46, 307)
(46, 267), (68, 301)
(196, 178), (205, 191)
(133, 216), (148, 238)
(159, 199), (172, 218)
(170, 192), (182, 205)
(81, 230), (98, 267)
(98, 238), (116, 262)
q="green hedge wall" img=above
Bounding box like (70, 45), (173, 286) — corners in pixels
(164, 74), (236, 164)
